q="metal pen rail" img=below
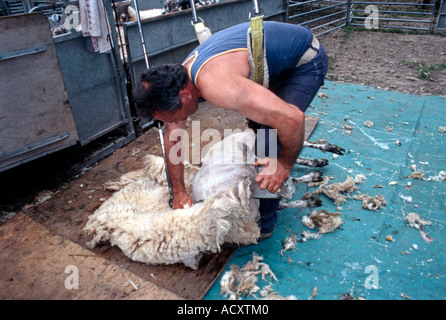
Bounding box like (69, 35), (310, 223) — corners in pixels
(288, 0), (349, 36)
(347, 0), (439, 32)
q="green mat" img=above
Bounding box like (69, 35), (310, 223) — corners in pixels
(205, 81), (446, 300)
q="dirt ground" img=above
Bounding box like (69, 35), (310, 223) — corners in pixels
(318, 28), (446, 96)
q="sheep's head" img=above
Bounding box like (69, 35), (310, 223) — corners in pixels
(114, 0), (133, 24)
(177, 0), (193, 10)
(163, 0), (178, 14)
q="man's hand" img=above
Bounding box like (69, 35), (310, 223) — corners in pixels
(254, 158), (292, 193)
(172, 190), (193, 209)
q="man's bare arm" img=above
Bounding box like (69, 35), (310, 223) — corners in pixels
(164, 120), (193, 209)
(198, 60), (305, 192)
(201, 77), (305, 156)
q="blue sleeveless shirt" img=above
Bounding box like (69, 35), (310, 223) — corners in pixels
(183, 21), (312, 87)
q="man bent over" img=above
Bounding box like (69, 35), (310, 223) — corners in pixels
(133, 21), (328, 239)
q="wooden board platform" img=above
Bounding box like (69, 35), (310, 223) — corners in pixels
(0, 213), (181, 300)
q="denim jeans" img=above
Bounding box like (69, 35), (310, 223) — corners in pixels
(256, 43), (328, 234)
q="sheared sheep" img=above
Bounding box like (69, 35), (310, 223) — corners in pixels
(191, 131), (327, 211)
(84, 147), (260, 269)
(84, 130), (343, 269)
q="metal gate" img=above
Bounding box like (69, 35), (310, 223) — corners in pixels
(288, 0), (349, 36)
(436, 0), (446, 32)
(0, 7), (135, 172)
(0, 13), (79, 171)
(348, 0), (440, 32)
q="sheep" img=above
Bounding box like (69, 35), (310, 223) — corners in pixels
(177, 0), (200, 10)
(113, 0), (218, 24)
(163, 0), (220, 14)
(113, 0), (163, 24)
(163, 0), (199, 13)
(51, 25), (68, 36)
(84, 153), (260, 269)
(163, 0), (179, 14)
(84, 132), (264, 269)
(83, 130), (342, 269)
(192, 131), (325, 213)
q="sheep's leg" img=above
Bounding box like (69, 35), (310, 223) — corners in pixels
(279, 193), (322, 210)
(296, 157), (329, 167)
(290, 171), (323, 185)
(303, 140), (345, 155)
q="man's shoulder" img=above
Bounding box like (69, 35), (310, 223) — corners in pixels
(196, 50), (250, 87)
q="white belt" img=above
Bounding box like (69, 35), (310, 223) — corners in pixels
(296, 36), (320, 67)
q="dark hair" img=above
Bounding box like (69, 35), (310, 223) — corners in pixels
(133, 64), (189, 119)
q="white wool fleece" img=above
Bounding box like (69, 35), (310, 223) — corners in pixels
(84, 138), (260, 269)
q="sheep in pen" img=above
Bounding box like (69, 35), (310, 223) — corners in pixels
(83, 130), (344, 269)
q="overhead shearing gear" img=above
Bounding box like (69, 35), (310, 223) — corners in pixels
(248, 0), (268, 86)
(190, 0), (212, 44)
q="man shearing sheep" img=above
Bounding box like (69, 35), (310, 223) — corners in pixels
(133, 21), (328, 239)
